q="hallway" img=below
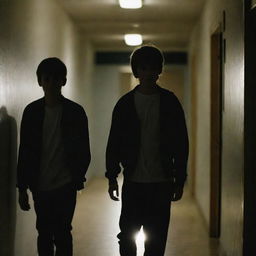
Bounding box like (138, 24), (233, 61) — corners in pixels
(0, 0), (247, 255)
(72, 178), (220, 256)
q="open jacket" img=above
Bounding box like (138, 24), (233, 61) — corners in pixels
(17, 96), (91, 192)
(106, 85), (189, 187)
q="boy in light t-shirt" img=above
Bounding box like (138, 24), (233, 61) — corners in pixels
(17, 57), (91, 256)
(106, 45), (189, 256)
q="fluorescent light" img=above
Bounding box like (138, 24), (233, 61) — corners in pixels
(119, 0), (142, 9)
(124, 34), (142, 46)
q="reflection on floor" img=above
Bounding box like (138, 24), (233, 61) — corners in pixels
(72, 178), (220, 256)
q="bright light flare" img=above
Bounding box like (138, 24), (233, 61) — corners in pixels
(124, 34), (142, 46)
(135, 228), (146, 243)
(119, 0), (142, 9)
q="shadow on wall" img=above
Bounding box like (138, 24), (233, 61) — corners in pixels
(0, 106), (17, 256)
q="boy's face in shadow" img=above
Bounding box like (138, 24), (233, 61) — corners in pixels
(39, 74), (66, 97)
(136, 64), (160, 85)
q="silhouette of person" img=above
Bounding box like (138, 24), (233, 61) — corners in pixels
(17, 57), (91, 256)
(106, 45), (189, 256)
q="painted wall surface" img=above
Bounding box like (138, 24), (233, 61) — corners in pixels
(188, 0), (244, 255)
(90, 65), (122, 178)
(0, 1), (93, 255)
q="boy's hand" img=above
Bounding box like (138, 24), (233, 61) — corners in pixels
(108, 180), (119, 201)
(18, 190), (31, 211)
(171, 185), (183, 201)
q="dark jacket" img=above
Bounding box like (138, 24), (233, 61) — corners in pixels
(17, 96), (91, 192)
(106, 85), (189, 187)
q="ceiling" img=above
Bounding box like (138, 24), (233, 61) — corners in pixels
(57, 0), (206, 51)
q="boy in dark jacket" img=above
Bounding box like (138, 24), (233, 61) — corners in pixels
(17, 57), (91, 256)
(106, 45), (189, 256)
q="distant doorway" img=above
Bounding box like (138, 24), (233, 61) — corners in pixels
(210, 26), (223, 238)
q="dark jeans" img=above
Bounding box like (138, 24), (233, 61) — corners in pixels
(118, 180), (172, 256)
(32, 183), (77, 256)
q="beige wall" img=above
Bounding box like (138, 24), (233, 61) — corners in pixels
(90, 65), (123, 178)
(188, 0), (244, 255)
(0, 1), (93, 255)
(158, 66), (186, 105)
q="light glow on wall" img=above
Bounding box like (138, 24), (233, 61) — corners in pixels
(119, 0), (142, 9)
(124, 34), (142, 46)
(252, 0), (256, 9)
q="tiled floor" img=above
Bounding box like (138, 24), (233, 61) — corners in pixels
(72, 178), (221, 256)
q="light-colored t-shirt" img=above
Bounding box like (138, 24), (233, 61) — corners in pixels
(129, 90), (172, 183)
(38, 104), (72, 191)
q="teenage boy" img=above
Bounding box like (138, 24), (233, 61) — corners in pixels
(106, 45), (189, 256)
(17, 57), (91, 256)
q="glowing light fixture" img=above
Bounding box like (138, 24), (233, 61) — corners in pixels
(119, 0), (142, 9)
(124, 34), (142, 46)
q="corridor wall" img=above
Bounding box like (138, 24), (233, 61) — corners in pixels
(90, 65), (124, 178)
(188, 0), (244, 255)
(0, 1), (93, 255)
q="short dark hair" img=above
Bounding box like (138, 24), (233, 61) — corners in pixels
(130, 45), (164, 78)
(36, 57), (67, 82)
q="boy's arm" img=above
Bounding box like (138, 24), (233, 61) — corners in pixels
(106, 104), (122, 200)
(108, 179), (119, 201)
(81, 110), (91, 172)
(17, 108), (31, 211)
(18, 190), (31, 211)
(172, 96), (189, 189)
(76, 107), (91, 189)
(17, 108), (30, 192)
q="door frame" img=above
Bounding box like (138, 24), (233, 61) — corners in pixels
(209, 25), (223, 238)
(244, 1), (256, 254)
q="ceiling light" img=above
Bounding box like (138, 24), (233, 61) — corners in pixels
(119, 0), (142, 9)
(124, 34), (143, 46)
